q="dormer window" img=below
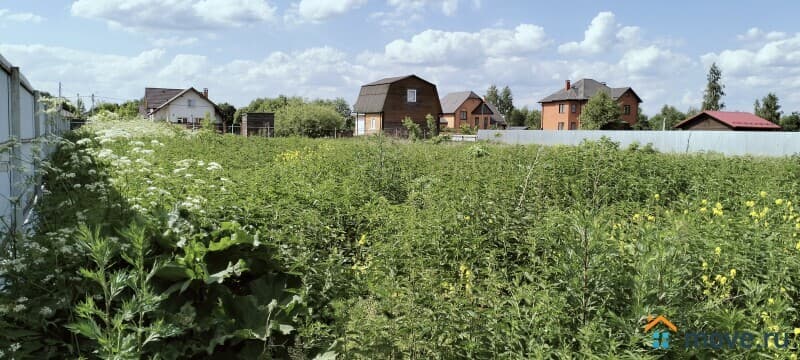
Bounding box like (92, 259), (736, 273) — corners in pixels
(407, 89), (417, 103)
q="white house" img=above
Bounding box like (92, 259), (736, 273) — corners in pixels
(141, 87), (222, 125)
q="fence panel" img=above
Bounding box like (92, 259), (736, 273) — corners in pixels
(478, 130), (800, 157)
(1, 53), (66, 236)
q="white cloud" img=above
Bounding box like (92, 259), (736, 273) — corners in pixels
(373, 0), (465, 27)
(558, 11), (639, 56)
(71, 0), (276, 31)
(736, 27), (788, 43)
(0, 9), (45, 23)
(619, 46), (692, 75)
(381, 24), (549, 65)
(286, 0), (367, 23)
(158, 54), (209, 81)
(151, 36), (199, 47)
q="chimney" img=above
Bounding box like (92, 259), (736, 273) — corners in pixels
(203, 88), (208, 98)
(565, 80), (571, 90)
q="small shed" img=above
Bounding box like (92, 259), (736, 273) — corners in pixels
(241, 112), (275, 136)
(674, 111), (781, 131)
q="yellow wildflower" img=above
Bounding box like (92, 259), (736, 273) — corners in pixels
(683, 209), (689, 214)
(746, 200), (756, 208)
(703, 289), (711, 296)
(699, 207), (707, 213)
(776, 199), (784, 205)
(701, 275), (709, 282)
(730, 268), (736, 277)
(715, 247), (722, 256)
(760, 191), (768, 198)
(358, 234), (367, 246)
(647, 215), (655, 222)
(702, 261), (708, 270)
(719, 276), (727, 285)
(464, 215), (471, 221)
(750, 210), (759, 218)
(459, 264), (467, 274)
(768, 298), (775, 305)
(654, 193), (660, 200)
(795, 241), (800, 250)
(632, 213), (641, 221)
(712, 207), (724, 216)
(701, 199), (708, 205)
(794, 328), (800, 336)
(781, 287), (787, 293)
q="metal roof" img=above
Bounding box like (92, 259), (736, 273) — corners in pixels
(144, 88), (183, 110)
(674, 111), (782, 130)
(441, 91), (482, 113)
(539, 79), (641, 103)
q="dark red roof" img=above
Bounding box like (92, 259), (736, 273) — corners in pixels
(674, 111), (781, 130)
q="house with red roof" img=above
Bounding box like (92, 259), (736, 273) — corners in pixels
(674, 111), (781, 131)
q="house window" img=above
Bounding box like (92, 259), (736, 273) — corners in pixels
(407, 89), (417, 103)
(188, 99), (195, 107)
(558, 122), (565, 130)
(569, 122), (577, 130)
(558, 104), (566, 113)
(484, 118), (489, 129)
(460, 110), (467, 120)
(177, 117), (187, 124)
(571, 104), (577, 113)
(623, 105), (631, 115)
(474, 117), (479, 127)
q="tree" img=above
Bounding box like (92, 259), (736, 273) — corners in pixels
(217, 102), (236, 126)
(754, 93), (781, 124)
(781, 112), (800, 131)
(525, 108), (541, 129)
(632, 109), (651, 130)
(579, 91), (622, 130)
(76, 97), (86, 115)
(425, 114), (439, 137)
(649, 105), (686, 130)
(274, 103), (345, 137)
(508, 108), (526, 126)
(484, 85), (499, 108)
(498, 86), (515, 118)
(402, 116), (422, 140)
(702, 63), (725, 111)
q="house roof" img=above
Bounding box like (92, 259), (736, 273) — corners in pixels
(353, 74), (436, 113)
(144, 88), (184, 110)
(539, 79), (642, 103)
(673, 111), (782, 130)
(145, 87), (221, 116)
(484, 102), (506, 124)
(441, 91), (482, 113)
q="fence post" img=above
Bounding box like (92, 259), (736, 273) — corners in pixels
(9, 67), (22, 236)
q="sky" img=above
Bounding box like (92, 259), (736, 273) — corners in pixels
(1, 0), (800, 115)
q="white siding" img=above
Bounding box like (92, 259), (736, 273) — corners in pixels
(152, 91), (221, 124)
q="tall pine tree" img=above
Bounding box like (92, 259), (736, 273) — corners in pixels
(702, 63), (725, 111)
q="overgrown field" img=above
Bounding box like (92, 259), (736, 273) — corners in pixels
(3, 120), (800, 359)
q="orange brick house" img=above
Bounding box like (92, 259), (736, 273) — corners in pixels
(538, 79), (642, 130)
(439, 91), (506, 131)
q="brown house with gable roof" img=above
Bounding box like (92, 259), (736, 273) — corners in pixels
(439, 91), (506, 131)
(538, 79), (642, 130)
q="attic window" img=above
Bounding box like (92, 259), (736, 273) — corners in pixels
(407, 89), (417, 103)
(188, 99), (195, 107)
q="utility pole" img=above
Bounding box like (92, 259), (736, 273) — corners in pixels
(91, 93), (95, 116)
(58, 82), (62, 99)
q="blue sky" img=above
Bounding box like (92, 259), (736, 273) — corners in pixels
(2, 0), (799, 115)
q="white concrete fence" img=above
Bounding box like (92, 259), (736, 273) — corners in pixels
(1, 53), (69, 238)
(478, 130), (800, 157)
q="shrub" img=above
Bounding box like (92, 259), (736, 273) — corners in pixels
(275, 103), (345, 137)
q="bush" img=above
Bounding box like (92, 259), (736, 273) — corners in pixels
(275, 103), (345, 137)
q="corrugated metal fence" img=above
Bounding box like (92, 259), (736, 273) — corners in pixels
(1, 53), (69, 237)
(478, 130), (800, 157)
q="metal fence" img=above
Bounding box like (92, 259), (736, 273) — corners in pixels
(478, 130), (800, 157)
(1, 53), (69, 237)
